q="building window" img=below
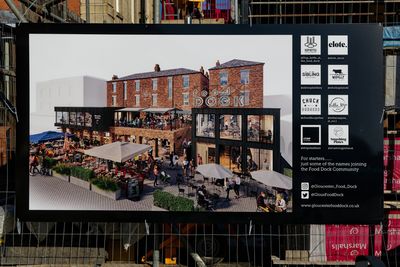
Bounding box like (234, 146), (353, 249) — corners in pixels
(168, 77), (173, 99)
(196, 114), (215, 138)
(123, 81), (127, 100)
(247, 148), (273, 171)
(240, 70), (250, 84)
(247, 115), (273, 143)
(112, 82), (117, 93)
(183, 93), (189, 106)
(115, 0), (120, 13)
(135, 95), (140, 106)
(219, 145), (242, 172)
(112, 95), (117, 106)
(220, 72), (228, 85)
(240, 91), (250, 106)
(135, 80), (140, 92)
(183, 75), (189, 88)
(152, 94), (157, 106)
(220, 114), (242, 140)
(152, 79), (158, 90)
(196, 143), (216, 165)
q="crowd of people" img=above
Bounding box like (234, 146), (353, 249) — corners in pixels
(115, 114), (191, 131)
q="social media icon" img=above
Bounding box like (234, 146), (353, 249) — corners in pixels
(301, 182), (309, 191)
(301, 191), (310, 199)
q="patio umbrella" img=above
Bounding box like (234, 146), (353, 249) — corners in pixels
(196, 163), (233, 179)
(84, 141), (151, 163)
(250, 170), (292, 190)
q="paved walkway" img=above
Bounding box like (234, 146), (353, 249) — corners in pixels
(30, 164), (290, 213)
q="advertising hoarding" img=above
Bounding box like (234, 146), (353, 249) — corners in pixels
(16, 24), (383, 223)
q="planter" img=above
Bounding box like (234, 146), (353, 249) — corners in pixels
(92, 185), (121, 200)
(52, 171), (69, 182)
(70, 176), (91, 190)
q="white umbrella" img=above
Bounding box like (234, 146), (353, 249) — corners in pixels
(84, 142), (151, 163)
(250, 170), (292, 190)
(196, 163), (233, 179)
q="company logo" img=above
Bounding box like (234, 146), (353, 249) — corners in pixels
(328, 65), (348, 85)
(301, 125), (321, 145)
(328, 95), (348, 115)
(328, 125), (349, 146)
(301, 65), (321, 85)
(301, 35), (321, 55)
(301, 95), (321, 115)
(328, 35), (348, 55)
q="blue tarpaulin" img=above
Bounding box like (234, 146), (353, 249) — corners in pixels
(29, 131), (72, 144)
(384, 26), (400, 48)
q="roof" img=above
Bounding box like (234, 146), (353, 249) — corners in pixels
(142, 107), (182, 114)
(116, 107), (144, 112)
(209, 59), (264, 70)
(113, 68), (200, 81)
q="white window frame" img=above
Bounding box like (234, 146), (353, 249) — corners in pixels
(115, 0), (120, 13)
(183, 93), (189, 106)
(152, 94), (158, 106)
(240, 69), (250, 84)
(168, 77), (173, 99)
(112, 95), (117, 107)
(112, 82), (117, 93)
(240, 90), (250, 106)
(135, 80), (140, 92)
(183, 75), (190, 88)
(135, 95), (140, 107)
(220, 72), (228, 86)
(123, 81), (127, 100)
(152, 78), (158, 91)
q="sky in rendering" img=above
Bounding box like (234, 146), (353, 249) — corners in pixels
(30, 34), (293, 164)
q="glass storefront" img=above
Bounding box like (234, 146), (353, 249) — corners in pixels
(196, 114), (215, 138)
(69, 112), (76, 125)
(219, 145), (242, 172)
(85, 112), (92, 127)
(247, 148), (273, 171)
(219, 115), (242, 140)
(196, 143), (216, 164)
(247, 115), (274, 143)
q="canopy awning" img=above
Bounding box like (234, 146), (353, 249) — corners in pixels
(250, 170), (292, 190)
(196, 163), (233, 179)
(116, 108), (144, 112)
(30, 131), (73, 144)
(142, 107), (182, 114)
(84, 141), (151, 163)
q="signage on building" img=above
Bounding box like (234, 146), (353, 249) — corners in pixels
(17, 24), (382, 224)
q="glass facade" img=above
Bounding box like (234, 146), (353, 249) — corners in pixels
(196, 143), (216, 164)
(247, 148), (273, 171)
(247, 115), (274, 143)
(219, 145), (242, 172)
(196, 114), (215, 138)
(220, 115), (242, 140)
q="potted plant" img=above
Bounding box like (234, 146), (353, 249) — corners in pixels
(153, 190), (194, 211)
(69, 166), (94, 190)
(52, 163), (70, 182)
(91, 175), (121, 200)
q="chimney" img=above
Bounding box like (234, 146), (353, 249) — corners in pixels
(216, 60), (220, 67)
(200, 66), (204, 74)
(112, 74), (119, 80)
(154, 64), (161, 72)
(205, 71), (209, 79)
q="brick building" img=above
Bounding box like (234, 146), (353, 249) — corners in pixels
(107, 64), (208, 110)
(208, 59), (264, 108)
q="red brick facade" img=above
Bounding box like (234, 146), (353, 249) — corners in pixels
(107, 72), (208, 111)
(208, 64), (264, 108)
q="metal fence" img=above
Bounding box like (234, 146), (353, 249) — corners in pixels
(1, 1), (400, 266)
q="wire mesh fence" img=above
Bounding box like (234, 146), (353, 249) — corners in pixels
(0, 1), (400, 266)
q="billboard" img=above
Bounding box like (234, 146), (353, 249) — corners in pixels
(16, 24), (383, 223)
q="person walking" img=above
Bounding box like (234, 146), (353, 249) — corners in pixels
(233, 175), (241, 198)
(153, 166), (160, 187)
(225, 178), (235, 200)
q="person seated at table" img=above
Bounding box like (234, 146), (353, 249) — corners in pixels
(275, 193), (287, 212)
(256, 192), (269, 212)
